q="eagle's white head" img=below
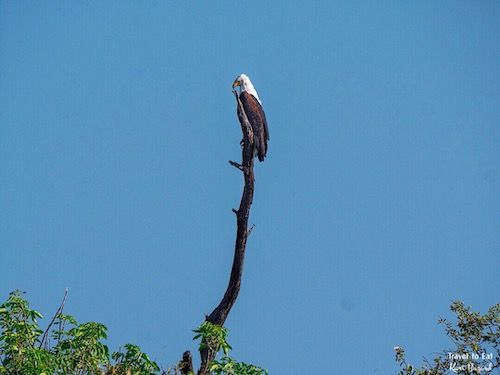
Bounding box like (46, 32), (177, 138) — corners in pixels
(232, 74), (261, 104)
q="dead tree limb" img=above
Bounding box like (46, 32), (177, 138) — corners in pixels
(196, 90), (256, 375)
(179, 351), (194, 375)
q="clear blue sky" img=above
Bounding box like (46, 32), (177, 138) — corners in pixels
(1, 2), (499, 373)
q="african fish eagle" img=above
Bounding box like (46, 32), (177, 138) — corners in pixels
(232, 74), (269, 162)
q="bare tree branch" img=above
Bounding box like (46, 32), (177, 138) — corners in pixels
(179, 350), (194, 375)
(39, 287), (68, 349)
(197, 90), (257, 375)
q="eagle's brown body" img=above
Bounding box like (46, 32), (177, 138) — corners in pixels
(239, 89), (269, 162)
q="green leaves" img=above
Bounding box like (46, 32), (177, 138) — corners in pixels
(394, 301), (500, 375)
(209, 356), (268, 375)
(0, 290), (47, 374)
(192, 321), (267, 375)
(111, 343), (160, 374)
(194, 321), (232, 356)
(1, 291), (268, 375)
(55, 319), (110, 374)
(0, 291), (160, 375)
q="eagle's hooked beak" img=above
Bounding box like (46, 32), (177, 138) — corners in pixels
(232, 80), (240, 89)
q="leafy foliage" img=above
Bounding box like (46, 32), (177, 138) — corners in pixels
(0, 290), (49, 375)
(395, 301), (500, 375)
(111, 344), (160, 374)
(0, 290), (159, 375)
(193, 321), (267, 375)
(0, 291), (268, 375)
(209, 357), (267, 375)
(193, 322), (232, 357)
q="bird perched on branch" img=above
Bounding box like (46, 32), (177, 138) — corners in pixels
(232, 74), (269, 162)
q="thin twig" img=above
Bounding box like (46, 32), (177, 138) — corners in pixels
(246, 224), (255, 238)
(229, 160), (243, 171)
(39, 287), (68, 349)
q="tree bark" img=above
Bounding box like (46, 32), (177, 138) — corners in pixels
(196, 90), (256, 375)
(179, 351), (194, 375)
